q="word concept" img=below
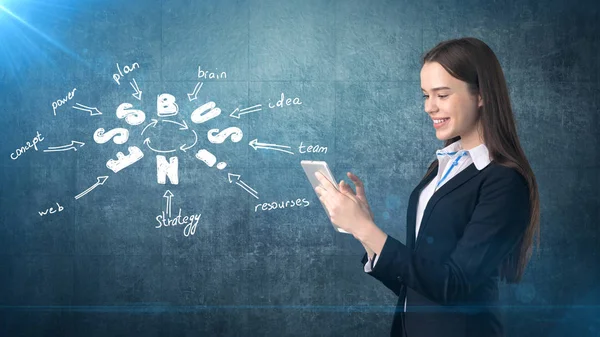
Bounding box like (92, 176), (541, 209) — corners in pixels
(10, 131), (44, 160)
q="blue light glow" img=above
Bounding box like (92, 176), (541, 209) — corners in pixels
(0, 1), (86, 81)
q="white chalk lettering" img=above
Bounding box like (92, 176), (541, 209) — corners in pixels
(11, 131), (44, 160)
(155, 208), (201, 237)
(254, 198), (310, 212)
(52, 88), (77, 116)
(197, 66), (227, 80)
(113, 62), (140, 85)
(156, 155), (179, 185)
(116, 103), (146, 125)
(38, 202), (64, 216)
(298, 142), (328, 154)
(268, 92), (302, 109)
(93, 128), (129, 144)
(207, 127), (243, 144)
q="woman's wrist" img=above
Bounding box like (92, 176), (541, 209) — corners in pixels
(356, 220), (388, 256)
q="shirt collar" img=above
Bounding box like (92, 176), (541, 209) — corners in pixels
(435, 139), (491, 170)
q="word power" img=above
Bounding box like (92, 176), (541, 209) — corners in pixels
(155, 209), (201, 237)
(52, 88), (77, 116)
(268, 92), (302, 109)
(11, 131), (44, 160)
(113, 62), (140, 85)
(38, 202), (64, 216)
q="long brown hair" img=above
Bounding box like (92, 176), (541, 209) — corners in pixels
(420, 37), (540, 283)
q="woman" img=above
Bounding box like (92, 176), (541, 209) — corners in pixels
(315, 37), (540, 337)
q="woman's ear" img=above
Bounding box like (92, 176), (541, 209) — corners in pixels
(478, 94), (483, 109)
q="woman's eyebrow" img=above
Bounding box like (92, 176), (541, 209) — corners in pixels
(421, 86), (451, 92)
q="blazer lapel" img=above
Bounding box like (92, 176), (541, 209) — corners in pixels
(413, 163), (480, 251)
(406, 165), (438, 251)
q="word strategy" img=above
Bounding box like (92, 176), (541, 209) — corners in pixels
(156, 209), (201, 237)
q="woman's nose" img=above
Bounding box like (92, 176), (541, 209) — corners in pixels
(424, 99), (437, 113)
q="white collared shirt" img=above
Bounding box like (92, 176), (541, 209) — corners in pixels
(363, 139), (492, 312)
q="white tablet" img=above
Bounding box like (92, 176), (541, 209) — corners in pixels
(301, 160), (350, 234)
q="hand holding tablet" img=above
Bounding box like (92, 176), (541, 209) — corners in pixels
(301, 160), (350, 234)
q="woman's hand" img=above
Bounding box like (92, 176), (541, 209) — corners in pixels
(314, 171), (375, 238)
(342, 172), (374, 221)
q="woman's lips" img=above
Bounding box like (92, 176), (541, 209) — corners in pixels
(433, 118), (450, 129)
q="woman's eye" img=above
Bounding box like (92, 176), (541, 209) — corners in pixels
(422, 95), (448, 99)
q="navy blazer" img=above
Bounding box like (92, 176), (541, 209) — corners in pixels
(361, 161), (530, 337)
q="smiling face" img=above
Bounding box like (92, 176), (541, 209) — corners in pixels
(420, 61), (484, 150)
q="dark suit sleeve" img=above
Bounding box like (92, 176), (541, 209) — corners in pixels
(369, 168), (530, 305)
(361, 252), (402, 297)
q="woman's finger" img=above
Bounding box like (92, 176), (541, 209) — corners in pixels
(347, 172), (366, 197)
(339, 180), (355, 196)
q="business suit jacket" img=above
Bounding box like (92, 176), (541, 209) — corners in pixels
(362, 161), (530, 337)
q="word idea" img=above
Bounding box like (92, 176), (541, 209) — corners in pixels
(155, 208), (201, 237)
(268, 92), (302, 109)
(38, 202), (64, 216)
(11, 131), (44, 160)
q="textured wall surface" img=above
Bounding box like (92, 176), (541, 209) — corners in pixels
(0, 0), (598, 336)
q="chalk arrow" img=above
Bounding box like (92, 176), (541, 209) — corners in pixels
(130, 78), (142, 101)
(163, 190), (174, 218)
(227, 173), (259, 199)
(180, 130), (198, 152)
(141, 119), (159, 136)
(249, 139), (294, 155)
(143, 138), (176, 153)
(43, 140), (85, 153)
(75, 176), (108, 200)
(229, 104), (262, 119)
(72, 103), (102, 116)
(187, 82), (203, 101)
(163, 119), (188, 130)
